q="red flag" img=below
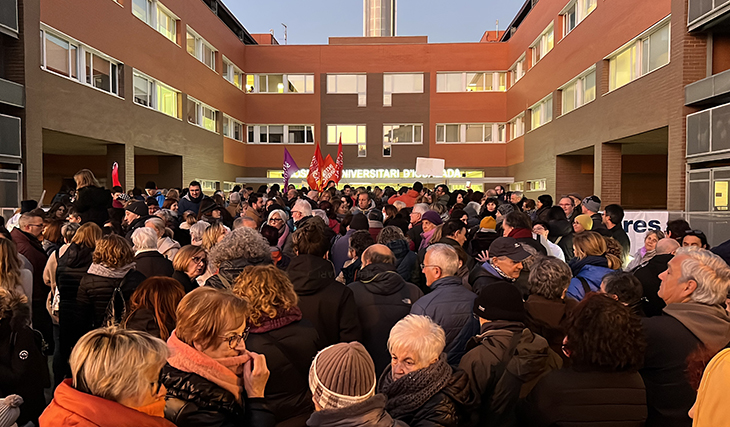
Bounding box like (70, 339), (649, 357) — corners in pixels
(307, 143), (324, 191)
(335, 134), (344, 183)
(321, 155), (337, 187)
(112, 162), (121, 187)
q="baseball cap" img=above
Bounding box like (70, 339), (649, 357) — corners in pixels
(488, 237), (531, 262)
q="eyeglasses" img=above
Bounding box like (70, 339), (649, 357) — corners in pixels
(420, 264), (440, 271)
(269, 218), (283, 223)
(222, 327), (250, 349)
(192, 256), (206, 265)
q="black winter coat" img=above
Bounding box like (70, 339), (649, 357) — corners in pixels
(75, 185), (112, 228)
(520, 368), (647, 427)
(547, 219), (573, 260)
(162, 364), (275, 427)
(124, 307), (175, 340)
(634, 254), (672, 317)
(124, 215), (151, 241)
(287, 255), (362, 346)
(76, 268), (146, 335)
(348, 263), (423, 375)
(245, 317), (321, 425)
(384, 215), (410, 235)
(205, 255), (272, 289)
(385, 239), (418, 284)
(306, 394), (406, 427)
(135, 251), (174, 278)
(407, 223), (424, 251)
(172, 270), (198, 293)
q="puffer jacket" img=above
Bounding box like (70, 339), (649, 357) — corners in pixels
(388, 189), (420, 208)
(458, 321), (562, 427)
(287, 255), (361, 346)
(348, 263), (423, 375)
(386, 239), (418, 283)
(411, 276), (479, 365)
(307, 394), (407, 427)
(162, 364), (275, 427)
(205, 255), (272, 289)
(547, 219), (573, 260)
(566, 256), (614, 301)
(469, 262), (522, 297)
(76, 265), (145, 335)
(74, 185), (112, 228)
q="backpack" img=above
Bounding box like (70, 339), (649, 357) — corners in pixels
(102, 272), (132, 327)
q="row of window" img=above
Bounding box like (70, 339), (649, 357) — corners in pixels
(246, 74), (315, 94)
(132, 0), (177, 43)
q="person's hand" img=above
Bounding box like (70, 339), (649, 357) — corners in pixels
(243, 351), (269, 398)
(475, 250), (489, 263)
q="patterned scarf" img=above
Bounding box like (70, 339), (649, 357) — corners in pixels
(378, 353), (452, 418)
(249, 306), (302, 333)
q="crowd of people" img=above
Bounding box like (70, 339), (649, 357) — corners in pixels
(1, 169), (730, 426)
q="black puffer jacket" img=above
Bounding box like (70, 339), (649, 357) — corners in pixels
(76, 267), (146, 335)
(173, 270), (198, 294)
(75, 185), (112, 227)
(245, 314), (321, 426)
(348, 263), (422, 375)
(287, 254), (361, 346)
(162, 364), (275, 427)
(135, 251), (174, 278)
(547, 219), (573, 260)
(306, 394), (407, 427)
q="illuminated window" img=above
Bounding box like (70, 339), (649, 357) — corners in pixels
(187, 27), (216, 71)
(509, 56), (526, 84)
(132, 69), (181, 119)
(328, 125), (366, 157)
(222, 57), (243, 90)
(248, 125), (315, 144)
(327, 74), (367, 106)
(509, 114), (525, 140)
(561, 68), (596, 114)
(247, 74), (314, 93)
(562, 0), (596, 36)
(383, 73), (423, 106)
(435, 124), (506, 144)
(186, 97), (217, 133)
(133, 0), (178, 43)
(608, 20), (669, 91)
(531, 24), (554, 65)
(530, 95), (553, 130)
(436, 72), (507, 92)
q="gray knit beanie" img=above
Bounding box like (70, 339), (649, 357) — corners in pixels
(308, 342), (377, 410)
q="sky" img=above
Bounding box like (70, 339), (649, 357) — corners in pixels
(225, 0), (527, 45)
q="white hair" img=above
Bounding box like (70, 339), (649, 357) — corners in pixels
(393, 201), (406, 210)
(267, 209), (289, 223)
(312, 209), (328, 221)
(294, 199), (313, 216)
(145, 217), (166, 237)
(412, 203), (429, 215)
(387, 315), (445, 366)
(189, 221), (210, 246)
(676, 247), (730, 305)
(425, 243), (459, 276)
(131, 227), (158, 251)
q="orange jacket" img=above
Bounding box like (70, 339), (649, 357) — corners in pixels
(40, 380), (176, 427)
(388, 189), (420, 208)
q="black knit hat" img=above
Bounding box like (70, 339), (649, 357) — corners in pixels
(350, 213), (369, 231)
(145, 181), (157, 190)
(20, 200), (38, 214)
(125, 201), (147, 217)
(473, 282), (525, 322)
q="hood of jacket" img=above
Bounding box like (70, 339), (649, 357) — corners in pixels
(0, 289), (30, 331)
(306, 394), (399, 427)
(386, 239), (410, 261)
(61, 242), (95, 269)
(218, 254), (271, 282)
(664, 302), (730, 350)
(356, 263), (408, 296)
(287, 254), (338, 296)
(182, 192), (204, 204)
(158, 237), (180, 254)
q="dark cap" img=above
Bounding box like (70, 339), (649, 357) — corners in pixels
(20, 200), (38, 214)
(144, 181), (157, 190)
(350, 213), (369, 231)
(421, 210), (443, 226)
(488, 237), (531, 262)
(473, 282), (525, 321)
(125, 201), (147, 217)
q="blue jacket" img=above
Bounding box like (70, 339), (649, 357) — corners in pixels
(178, 193), (209, 216)
(411, 276), (479, 365)
(566, 264), (614, 301)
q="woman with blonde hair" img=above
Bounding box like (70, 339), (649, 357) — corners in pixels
(0, 239), (31, 299)
(40, 326), (175, 426)
(123, 277), (185, 340)
(233, 265), (320, 426)
(161, 287), (274, 426)
(565, 231), (621, 301)
(202, 221), (229, 252)
(72, 168), (112, 227)
(171, 245), (207, 293)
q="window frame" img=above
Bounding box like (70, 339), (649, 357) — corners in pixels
(508, 113), (525, 141)
(509, 55), (526, 85)
(383, 124), (423, 145)
(435, 72), (507, 93)
(222, 114), (245, 142)
(435, 123), (507, 144)
(327, 124), (367, 157)
(561, 0), (596, 37)
(326, 74), (367, 106)
(247, 124), (316, 144)
(606, 17), (671, 92)
(246, 74), (315, 94)
(529, 94), (554, 130)
(132, 69), (181, 120)
(222, 56), (243, 90)
(186, 26), (217, 72)
(530, 23), (555, 66)
(383, 73), (424, 106)
(186, 96), (218, 133)
(132, 0), (178, 44)
(560, 66), (596, 115)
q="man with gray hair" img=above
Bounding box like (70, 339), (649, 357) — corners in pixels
(640, 247), (730, 426)
(634, 237), (680, 317)
(282, 198), (313, 258)
(131, 227), (173, 278)
(407, 203), (429, 249)
(410, 243), (479, 365)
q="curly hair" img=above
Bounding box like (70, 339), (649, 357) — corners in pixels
(208, 226), (271, 269)
(232, 265), (298, 327)
(603, 236), (623, 268)
(528, 256), (572, 300)
(564, 293), (646, 372)
(573, 231), (621, 269)
(92, 235), (134, 268)
(377, 225), (406, 245)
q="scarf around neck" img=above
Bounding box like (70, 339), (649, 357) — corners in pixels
(488, 259), (516, 282)
(249, 306), (302, 333)
(378, 353), (452, 418)
(167, 330), (250, 404)
(508, 228), (533, 240)
(87, 262), (136, 278)
(568, 255), (608, 276)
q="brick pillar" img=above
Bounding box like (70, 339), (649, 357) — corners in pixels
(107, 144), (135, 190)
(596, 142), (622, 206)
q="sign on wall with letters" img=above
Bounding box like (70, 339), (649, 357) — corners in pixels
(622, 211), (669, 255)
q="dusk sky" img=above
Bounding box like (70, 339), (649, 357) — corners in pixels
(227, 0), (527, 44)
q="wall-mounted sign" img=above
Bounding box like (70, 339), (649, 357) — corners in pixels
(715, 181), (728, 211)
(268, 168), (484, 180)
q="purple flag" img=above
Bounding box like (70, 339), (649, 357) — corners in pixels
(283, 148), (300, 188)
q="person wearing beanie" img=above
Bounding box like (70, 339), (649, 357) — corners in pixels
(459, 282), (561, 426)
(332, 213), (369, 275)
(124, 200), (151, 241)
(378, 315), (472, 427)
(226, 191), (242, 218)
(307, 342), (406, 427)
(581, 195), (606, 232)
(419, 210), (443, 251)
(572, 213), (593, 237)
(145, 181), (165, 207)
(469, 216), (499, 261)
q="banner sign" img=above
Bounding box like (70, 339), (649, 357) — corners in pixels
(622, 211), (669, 255)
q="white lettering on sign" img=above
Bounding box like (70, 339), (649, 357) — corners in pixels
(622, 211), (669, 255)
(292, 168), (466, 180)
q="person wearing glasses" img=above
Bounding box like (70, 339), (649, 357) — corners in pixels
(40, 326), (175, 426)
(171, 245), (208, 293)
(265, 209), (290, 249)
(682, 229), (710, 249)
(162, 287), (273, 427)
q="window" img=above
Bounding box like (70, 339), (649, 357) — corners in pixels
(561, 68), (596, 114)
(509, 56), (526, 84)
(526, 179), (547, 192)
(247, 74), (315, 93)
(133, 0), (178, 43)
(509, 114), (525, 140)
(187, 27), (216, 71)
(222, 115), (244, 141)
(531, 24), (554, 65)
(608, 20), (670, 91)
(327, 74), (367, 106)
(383, 124), (422, 144)
(383, 73), (423, 106)
(247, 125), (315, 144)
(187, 97), (217, 132)
(436, 72), (507, 92)
(328, 125), (367, 157)
(132, 70), (180, 119)
(435, 124), (506, 144)
(222, 58), (243, 90)
(41, 26), (123, 97)
(562, 0), (596, 36)
(530, 95), (553, 130)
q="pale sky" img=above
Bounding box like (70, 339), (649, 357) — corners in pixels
(225, 0), (527, 44)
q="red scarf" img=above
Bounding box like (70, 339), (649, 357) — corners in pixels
(508, 228), (533, 240)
